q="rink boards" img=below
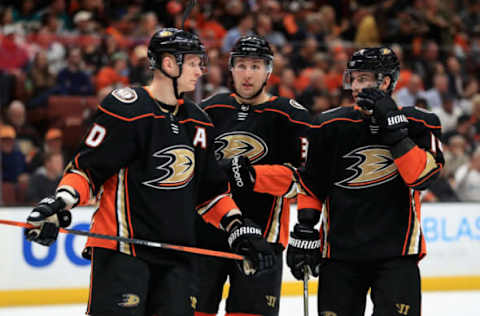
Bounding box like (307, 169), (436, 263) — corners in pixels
(0, 203), (479, 306)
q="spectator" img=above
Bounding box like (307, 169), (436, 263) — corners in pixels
(290, 36), (317, 75)
(269, 67), (296, 99)
(1, 125), (27, 183)
(5, 100), (40, 160)
(442, 114), (475, 150)
(255, 13), (286, 48)
(26, 50), (57, 99)
(54, 47), (94, 95)
(26, 151), (63, 203)
(414, 97), (429, 110)
(129, 45), (152, 86)
(297, 69), (328, 110)
(444, 135), (470, 178)
(471, 94), (480, 143)
(28, 128), (65, 174)
(458, 77), (479, 114)
(454, 147), (480, 202)
(0, 26), (29, 71)
(446, 56), (464, 98)
(95, 51), (129, 92)
(423, 168), (460, 202)
(222, 12), (254, 53)
(311, 92), (332, 115)
(421, 73), (450, 109)
(394, 73), (424, 107)
(202, 64), (229, 99)
(432, 94), (462, 133)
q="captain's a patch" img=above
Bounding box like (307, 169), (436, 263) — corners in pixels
(112, 87), (138, 103)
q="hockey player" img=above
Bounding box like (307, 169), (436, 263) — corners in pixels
(227, 47), (444, 316)
(24, 28), (276, 316)
(195, 35), (311, 316)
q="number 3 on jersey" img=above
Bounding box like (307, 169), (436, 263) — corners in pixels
(85, 123), (107, 147)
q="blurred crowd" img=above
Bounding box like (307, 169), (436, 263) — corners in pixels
(1, 0), (480, 205)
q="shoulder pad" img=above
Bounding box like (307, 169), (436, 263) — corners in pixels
(100, 87), (147, 119)
(314, 106), (358, 124)
(403, 106), (442, 135)
(184, 98), (214, 124)
(200, 93), (232, 108)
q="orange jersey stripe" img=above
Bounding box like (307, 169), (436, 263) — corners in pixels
(253, 108), (311, 127)
(86, 175), (118, 250)
(394, 145), (427, 185)
(311, 117), (363, 129)
(407, 116), (441, 129)
(124, 168), (135, 256)
(98, 105), (166, 121)
(201, 196), (237, 228)
(298, 193), (322, 211)
(177, 118), (214, 126)
(203, 104), (236, 111)
(58, 173), (90, 205)
(253, 165), (295, 196)
(278, 199), (290, 247)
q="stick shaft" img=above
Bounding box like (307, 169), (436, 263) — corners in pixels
(0, 219), (244, 260)
(303, 268), (309, 316)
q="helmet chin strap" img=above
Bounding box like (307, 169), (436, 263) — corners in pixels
(158, 57), (184, 100)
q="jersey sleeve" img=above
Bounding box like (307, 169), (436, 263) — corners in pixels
(279, 100), (312, 166)
(58, 95), (138, 205)
(195, 125), (238, 229)
(391, 110), (444, 190)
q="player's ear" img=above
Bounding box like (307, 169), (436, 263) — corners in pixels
(380, 76), (391, 92)
(162, 54), (179, 76)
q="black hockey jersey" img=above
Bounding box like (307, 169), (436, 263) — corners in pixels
(59, 87), (236, 262)
(196, 93), (311, 250)
(297, 105), (444, 261)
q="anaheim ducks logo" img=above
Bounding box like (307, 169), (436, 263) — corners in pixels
(335, 145), (398, 189)
(143, 145), (195, 190)
(118, 293), (140, 308)
(215, 131), (268, 163)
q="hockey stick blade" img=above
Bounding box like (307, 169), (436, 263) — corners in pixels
(0, 219), (244, 260)
(181, 0), (196, 29)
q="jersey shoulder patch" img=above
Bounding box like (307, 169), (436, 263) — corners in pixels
(99, 87), (148, 119)
(111, 87), (138, 103)
(289, 99), (308, 111)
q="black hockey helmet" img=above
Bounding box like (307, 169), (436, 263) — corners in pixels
(229, 35), (274, 72)
(343, 47), (400, 94)
(148, 28), (206, 98)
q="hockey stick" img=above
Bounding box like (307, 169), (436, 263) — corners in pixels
(0, 219), (244, 260)
(181, 0), (196, 29)
(303, 267), (309, 316)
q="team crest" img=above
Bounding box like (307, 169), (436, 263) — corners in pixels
(143, 145), (195, 190)
(215, 131), (268, 163)
(112, 87), (138, 103)
(118, 293), (140, 308)
(335, 145), (398, 189)
(289, 99), (307, 111)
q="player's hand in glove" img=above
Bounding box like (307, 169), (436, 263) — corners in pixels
(227, 218), (275, 276)
(25, 196), (73, 246)
(218, 156), (256, 193)
(287, 223), (321, 280)
(357, 87), (408, 145)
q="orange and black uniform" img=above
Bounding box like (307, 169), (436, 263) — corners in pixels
(195, 93), (311, 316)
(59, 87), (238, 316)
(254, 105), (444, 316)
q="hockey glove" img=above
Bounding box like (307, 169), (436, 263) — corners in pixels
(227, 218), (275, 276)
(287, 223), (321, 280)
(357, 88), (408, 146)
(218, 156), (256, 193)
(25, 196), (72, 246)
